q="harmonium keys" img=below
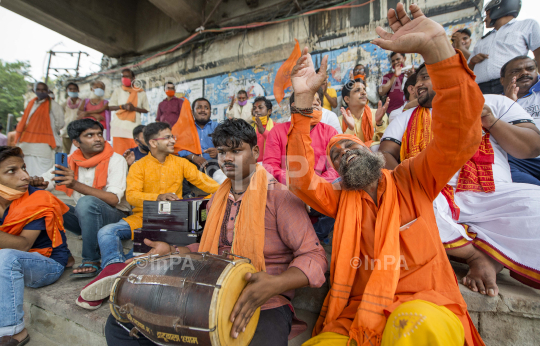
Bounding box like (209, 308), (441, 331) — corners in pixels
(133, 198), (208, 255)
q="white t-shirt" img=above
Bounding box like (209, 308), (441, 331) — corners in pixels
(469, 19), (540, 83)
(108, 88), (148, 139)
(382, 95), (533, 186)
(322, 108), (342, 134)
(517, 81), (540, 128)
(388, 104), (406, 124)
(43, 152), (131, 212)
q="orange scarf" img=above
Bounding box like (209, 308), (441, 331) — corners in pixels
(320, 134), (401, 345)
(341, 106), (374, 147)
(353, 74), (365, 81)
(172, 98), (202, 155)
(400, 107), (495, 220)
(0, 189), (69, 257)
(288, 110), (323, 136)
(15, 98), (56, 149)
(56, 142), (114, 197)
(115, 85), (141, 122)
(199, 164), (267, 271)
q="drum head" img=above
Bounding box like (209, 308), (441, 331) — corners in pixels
(209, 260), (260, 346)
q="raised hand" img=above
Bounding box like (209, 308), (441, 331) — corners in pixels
(290, 47), (328, 108)
(340, 107), (355, 130)
(375, 97), (390, 124)
(504, 77), (519, 102)
(372, 3), (455, 64)
(394, 64), (403, 77)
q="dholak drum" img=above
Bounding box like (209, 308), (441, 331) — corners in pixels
(110, 252), (260, 346)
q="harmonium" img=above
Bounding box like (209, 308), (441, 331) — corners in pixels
(133, 198), (209, 255)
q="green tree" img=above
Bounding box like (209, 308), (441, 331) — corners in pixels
(0, 60), (31, 133)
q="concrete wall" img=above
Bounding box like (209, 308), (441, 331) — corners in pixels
(63, 0), (484, 124)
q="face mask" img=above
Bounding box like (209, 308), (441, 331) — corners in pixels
(136, 139), (150, 153)
(67, 91), (79, 98)
(36, 91), (49, 100)
(238, 100), (248, 106)
(165, 90), (176, 97)
(122, 77), (132, 87)
(93, 88), (105, 98)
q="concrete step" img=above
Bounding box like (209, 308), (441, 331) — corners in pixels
(66, 228), (133, 261)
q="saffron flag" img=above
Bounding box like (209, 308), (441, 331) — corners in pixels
(171, 98), (202, 155)
(273, 39), (301, 105)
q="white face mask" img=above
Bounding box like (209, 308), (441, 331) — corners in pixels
(93, 88), (105, 98)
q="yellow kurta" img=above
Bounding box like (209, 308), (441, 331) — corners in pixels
(123, 153), (220, 234)
(339, 109), (388, 147)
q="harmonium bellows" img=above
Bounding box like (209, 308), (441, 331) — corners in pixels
(133, 198), (208, 254)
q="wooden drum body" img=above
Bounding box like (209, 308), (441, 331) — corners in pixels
(110, 252), (260, 346)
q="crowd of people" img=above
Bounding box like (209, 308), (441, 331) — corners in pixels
(1, 0), (539, 345)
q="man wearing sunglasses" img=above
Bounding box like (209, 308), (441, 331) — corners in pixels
(75, 122), (220, 310)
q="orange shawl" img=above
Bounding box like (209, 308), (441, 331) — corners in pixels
(342, 106), (374, 147)
(15, 98), (56, 149)
(115, 85), (141, 122)
(400, 107), (495, 220)
(0, 189), (69, 257)
(199, 164), (267, 271)
(56, 142), (114, 197)
(172, 98), (202, 155)
(320, 134), (401, 345)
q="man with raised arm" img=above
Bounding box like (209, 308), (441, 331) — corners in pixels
(287, 4), (485, 346)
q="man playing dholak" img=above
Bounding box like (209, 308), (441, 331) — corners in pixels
(288, 4), (484, 346)
(103, 119), (328, 346)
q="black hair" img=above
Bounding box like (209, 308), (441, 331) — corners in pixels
(237, 90), (248, 97)
(417, 63), (427, 75)
(165, 81), (175, 89)
(457, 28), (472, 37)
(0, 146), (24, 164)
(143, 122), (170, 144)
(341, 78), (366, 106)
(67, 119), (104, 142)
(65, 82), (79, 91)
(133, 124), (146, 139)
(210, 119), (257, 149)
(35, 82), (48, 91)
(289, 89), (325, 107)
(191, 97), (211, 112)
(389, 52), (403, 60)
(500, 56), (537, 78)
(122, 68), (135, 78)
(403, 73), (417, 100)
(253, 96), (273, 112)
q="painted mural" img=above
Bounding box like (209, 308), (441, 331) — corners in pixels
(142, 20), (482, 125)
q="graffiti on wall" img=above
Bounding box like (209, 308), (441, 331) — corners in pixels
(141, 20), (482, 125)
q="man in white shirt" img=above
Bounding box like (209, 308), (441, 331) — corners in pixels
(226, 90), (253, 124)
(16, 82), (64, 176)
(108, 68), (149, 155)
(468, 0), (540, 94)
(381, 68), (540, 296)
(501, 55), (540, 185)
(30, 119), (129, 279)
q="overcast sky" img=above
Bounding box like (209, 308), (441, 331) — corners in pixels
(1, 0), (539, 81)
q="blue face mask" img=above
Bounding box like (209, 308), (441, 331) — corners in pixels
(67, 91), (79, 98)
(93, 88), (105, 97)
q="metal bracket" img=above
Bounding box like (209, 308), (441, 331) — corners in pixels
(122, 274), (221, 289)
(223, 251), (252, 264)
(173, 318), (216, 333)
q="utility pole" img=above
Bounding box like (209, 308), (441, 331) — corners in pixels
(44, 51), (89, 83)
(45, 51), (53, 84)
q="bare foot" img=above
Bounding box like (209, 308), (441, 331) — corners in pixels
(462, 248), (503, 297)
(66, 256), (75, 268)
(13, 328), (28, 342)
(72, 262), (100, 275)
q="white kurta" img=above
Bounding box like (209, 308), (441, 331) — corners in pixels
(108, 87), (148, 139)
(17, 98), (64, 176)
(383, 94), (540, 279)
(226, 102), (253, 124)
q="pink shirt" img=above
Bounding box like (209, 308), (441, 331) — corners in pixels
(256, 125), (270, 162)
(263, 122), (339, 184)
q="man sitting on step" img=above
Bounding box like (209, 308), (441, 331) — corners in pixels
(75, 122), (221, 310)
(31, 119), (130, 279)
(0, 146), (69, 346)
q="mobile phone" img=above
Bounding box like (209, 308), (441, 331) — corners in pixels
(55, 153), (68, 177)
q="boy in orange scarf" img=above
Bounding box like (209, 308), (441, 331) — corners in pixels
(31, 119), (130, 282)
(0, 146), (69, 345)
(287, 4), (485, 346)
(108, 69), (149, 155)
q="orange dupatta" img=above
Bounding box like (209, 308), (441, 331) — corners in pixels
(15, 98), (56, 149)
(115, 85), (141, 122)
(0, 189), (69, 257)
(56, 142), (114, 197)
(198, 164), (268, 271)
(341, 106), (374, 147)
(400, 107), (495, 220)
(172, 98), (202, 155)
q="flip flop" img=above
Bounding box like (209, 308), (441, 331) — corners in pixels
(70, 262), (101, 279)
(0, 334), (30, 346)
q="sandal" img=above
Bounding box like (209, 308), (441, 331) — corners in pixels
(70, 262), (101, 279)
